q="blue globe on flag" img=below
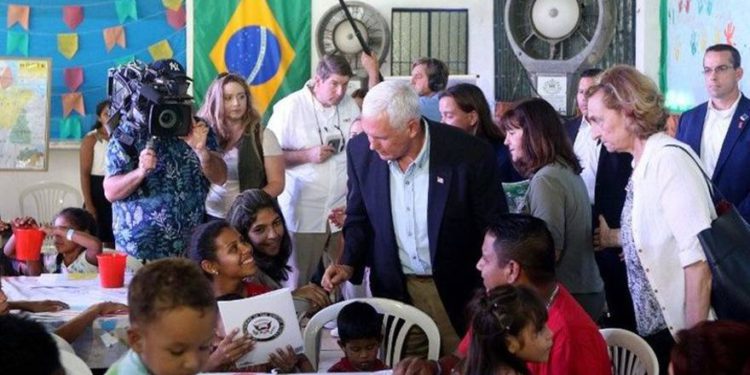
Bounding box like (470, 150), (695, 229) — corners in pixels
(225, 26), (282, 86)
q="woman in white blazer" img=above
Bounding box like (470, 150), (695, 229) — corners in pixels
(585, 65), (714, 374)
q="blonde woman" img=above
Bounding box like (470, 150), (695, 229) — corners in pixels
(197, 73), (285, 220)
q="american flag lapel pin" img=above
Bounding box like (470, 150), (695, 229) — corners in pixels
(739, 114), (749, 129)
(437, 176), (444, 184)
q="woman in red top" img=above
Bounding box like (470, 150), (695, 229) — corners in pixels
(188, 220), (313, 373)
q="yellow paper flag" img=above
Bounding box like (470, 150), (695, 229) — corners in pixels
(58, 33), (79, 59)
(148, 40), (173, 61)
(162, 0), (183, 11)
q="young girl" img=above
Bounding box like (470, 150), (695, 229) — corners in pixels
(188, 220), (314, 373)
(3, 207), (101, 275)
(464, 285), (553, 375)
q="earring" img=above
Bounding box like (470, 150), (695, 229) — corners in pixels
(212, 270), (219, 275)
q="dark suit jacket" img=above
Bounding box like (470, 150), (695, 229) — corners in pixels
(676, 95), (750, 221)
(565, 117), (632, 230)
(342, 120), (507, 334)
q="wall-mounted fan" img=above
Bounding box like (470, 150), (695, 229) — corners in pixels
(504, 0), (615, 114)
(315, 1), (390, 79)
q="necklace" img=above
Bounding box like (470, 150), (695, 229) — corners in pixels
(546, 284), (560, 310)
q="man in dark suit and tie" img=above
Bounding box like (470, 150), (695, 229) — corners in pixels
(676, 44), (750, 222)
(565, 68), (636, 331)
(323, 80), (507, 354)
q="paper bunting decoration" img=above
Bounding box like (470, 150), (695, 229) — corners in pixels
(6, 31), (28, 56)
(0, 67), (13, 89)
(166, 6), (186, 29)
(7, 5), (30, 30)
(63, 6), (84, 30)
(58, 33), (79, 59)
(115, 0), (138, 24)
(115, 54), (135, 65)
(103, 26), (127, 52)
(162, 0), (183, 11)
(148, 40), (173, 61)
(62, 92), (85, 117)
(59, 116), (83, 139)
(64, 68), (84, 92)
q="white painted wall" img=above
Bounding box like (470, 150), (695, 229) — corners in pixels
(311, 0), (497, 103)
(0, 148), (81, 219)
(0, 2), (664, 219)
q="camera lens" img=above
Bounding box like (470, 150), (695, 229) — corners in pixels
(158, 109), (177, 129)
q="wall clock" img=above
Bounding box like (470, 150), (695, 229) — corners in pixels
(315, 1), (390, 78)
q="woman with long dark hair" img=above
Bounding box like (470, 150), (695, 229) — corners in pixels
(79, 100), (113, 247)
(500, 98), (605, 320)
(226, 189), (330, 310)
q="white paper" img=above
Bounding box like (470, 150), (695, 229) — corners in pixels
(536, 75), (568, 114)
(217, 288), (303, 368)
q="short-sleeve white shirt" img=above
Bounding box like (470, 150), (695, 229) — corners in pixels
(267, 83), (360, 233)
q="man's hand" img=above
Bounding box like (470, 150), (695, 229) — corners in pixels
(138, 147), (157, 176)
(328, 206), (346, 228)
(321, 264), (353, 292)
(307, 145), (336, 164)
(361, 52), (379, 75)
(593, 215), (621, 251)
(393, 357), (439, 375)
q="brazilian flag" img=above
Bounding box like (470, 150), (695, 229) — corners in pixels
(192, 0), (311, 118)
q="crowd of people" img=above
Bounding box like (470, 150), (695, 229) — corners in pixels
(2, 42), (750, 375)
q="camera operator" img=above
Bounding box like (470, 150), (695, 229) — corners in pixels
(104, 59), (227, 261)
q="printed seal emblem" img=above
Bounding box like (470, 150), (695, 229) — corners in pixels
(242, 312), (285, 342)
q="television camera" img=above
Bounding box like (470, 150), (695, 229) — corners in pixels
(107, 59), (193, 137)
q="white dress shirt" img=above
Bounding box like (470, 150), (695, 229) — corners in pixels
(701, 93), (741, 177)
(267, 83), (360, 233)
(390, 122), (432, 275)
(572, 116), (601, 203)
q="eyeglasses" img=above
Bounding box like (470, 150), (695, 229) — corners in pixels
(702, 65), (734, 75)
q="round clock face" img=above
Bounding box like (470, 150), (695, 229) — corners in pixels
(315, 1), (390, 78)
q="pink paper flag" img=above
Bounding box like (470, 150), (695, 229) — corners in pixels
(166, 6), (185, 29)
(64, 67), (83, 92)
(7, 4), (30, 30)
(62, 92), (86, 117)
(63, 6), (84, 30)
(103, 25), (126, 52)
(0, 67), (13, 89)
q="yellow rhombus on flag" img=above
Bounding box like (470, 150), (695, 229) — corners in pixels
(209, 0), (295, 115)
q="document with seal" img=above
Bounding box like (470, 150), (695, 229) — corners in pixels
(218, 288), (303, 367)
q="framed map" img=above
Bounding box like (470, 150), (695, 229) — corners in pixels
(0, 58), (51, 171)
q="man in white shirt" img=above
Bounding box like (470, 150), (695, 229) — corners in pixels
(676, 44), (750, 222)
(565, 68), (636, 331)
(267, 55), (360, 288)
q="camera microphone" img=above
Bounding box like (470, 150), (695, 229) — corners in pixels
(145, 136), (156, 151)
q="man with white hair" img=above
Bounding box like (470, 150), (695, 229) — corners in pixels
(323, 80), (508, 354)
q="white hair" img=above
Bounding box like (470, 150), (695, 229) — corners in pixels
(361, 80), (421, 130)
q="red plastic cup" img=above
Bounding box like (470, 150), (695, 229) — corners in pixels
(14, 228), (45, 261)
(97, 253), (127, 288)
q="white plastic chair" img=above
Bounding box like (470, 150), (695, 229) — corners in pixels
(600, 328), (659, 375)
(19, 182), (82, 224)
(303, 297), (441, 371)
